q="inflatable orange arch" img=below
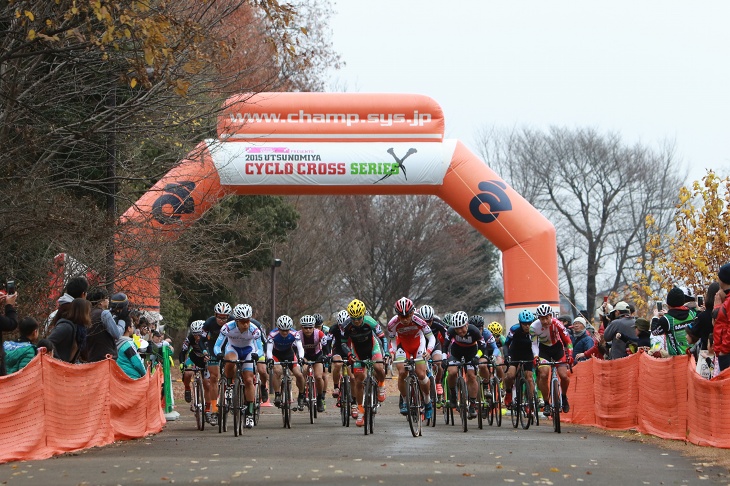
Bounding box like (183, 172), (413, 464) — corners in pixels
(118, 92), (558, 323)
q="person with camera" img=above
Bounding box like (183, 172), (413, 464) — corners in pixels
(650, 287), (697, 356)
(85, 287), (124, 362)
(0, 283), (19, 376)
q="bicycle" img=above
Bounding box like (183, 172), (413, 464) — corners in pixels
(271, 360), (296, 429)
(541, 360), (572, 433)
(331, 358), (352, 427)
(216, 363), (232, 434)
(221, 358), (256, 437)
(486, 358), (503, 427)
(188, 366), (206, 431)
(441, 368), (453, 426)
(301, 359), (318, 424)
(403, 359), (424, 437)
(508, 360), (534, 430)
(425, 359), (438, 428)
(354, 359), (384, 436)
(446, 356), (470, 433)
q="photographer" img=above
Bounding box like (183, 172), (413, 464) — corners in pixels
(0, 284), (19, 376)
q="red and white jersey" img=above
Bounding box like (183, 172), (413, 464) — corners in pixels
(529, 317), (573, 355)
(386, 314), (436, 352)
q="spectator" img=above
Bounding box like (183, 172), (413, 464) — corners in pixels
(84, 287), (123, 362)
(0, 288), (19, 376)
(116, 317), (146, 379)
(603, 301), (636, 360)
(46, 276), (89, 334)
(146, 330), (173, 366)
(651, 286), (697, 356)
(615, 318), (652, 353)
(3, 316), (38, 374)
(571, 316), (594, 362)
(48, 297), (91, 363)
(596, 301), (613, 334)
(712, 263), (730, 372)
(695, 282), (720, 350)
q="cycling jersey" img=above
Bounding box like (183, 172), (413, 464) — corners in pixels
(214, 321), (263, 358)
(329, 322), (347, 356)
(179, 332), (208, 367)
(297, 328), (327, 360)
(386, 314), (436, 358)
(266, 329), (305, 360)
(651, 308), (697, 356)
(530, 318), (573, 361)
(342, 316), (386, 359)
(505, 323), (536, 369)
(479, 328), (501, 357)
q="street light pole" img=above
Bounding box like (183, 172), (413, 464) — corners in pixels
(270, 258), (282, 329)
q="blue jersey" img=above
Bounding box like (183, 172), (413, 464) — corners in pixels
(266, 330), (305, 358)
(481, 328), (501, 357)
(214, 321), (263, 356)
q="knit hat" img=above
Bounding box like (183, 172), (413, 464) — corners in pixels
(719, 263), (730, 285)
(572, 316), (588, 327)
(666, 287), (688, 308)
(635, 318), (650, 332)
(614, 301), (631, 314)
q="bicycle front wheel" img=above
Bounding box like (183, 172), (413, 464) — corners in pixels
(428, 375), (437, 428)
(492, 377), (502, 427)
(406, 376), (422, 437)
(340, 376), (350, 427)
(233, 376), (243, 437)
(510, 383), (519, 429)
(364, 376), (375, 435)
(217, 377), (228, 433)
(282, 372), (291, 429)
(253, 379), (261, 426)
(193, 374), (204, 431)
(552, 380), (561, 433)
(518, 377), (530, 430)
(458, 376), (468, 433)
(308, 376), (316, 424)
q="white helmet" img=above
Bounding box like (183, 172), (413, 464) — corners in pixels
(300, 315), (316, 327)
(233, 304), (253, 320)
(214, 302), (231, 315)
(419, 305), (434, 321)
(277, 315), (294, 330)
(451, 311), (469, 328)
(535, 304), (553, 317)
(336, 310), (349, 326)
(190, 320), (205, 335)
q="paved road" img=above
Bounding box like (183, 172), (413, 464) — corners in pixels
(1, 400), (728, 485)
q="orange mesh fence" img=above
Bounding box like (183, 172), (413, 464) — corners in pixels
(564, 351), (730, 448)
(0, 350), (165, 464)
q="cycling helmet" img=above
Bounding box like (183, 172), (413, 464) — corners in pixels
(214, 302), (231, 316)
(468, 315), (485, 328)
(190, 320), (205, 335)
(277, 315), (294, 330)
(313, 313), (324, 325)
(232, 303), (253, 320)
(442, 313), (453, 326)
(419, 305), (434, 321)
(347, 299), (366, 319)
(300, 315), (316, 327)
(336, 310), (349, 326)
(451, 311), (469, 328)
(110, 292), (128, 312)
(394, 297), (415, 317)
(535, 304), (553, 317)
(488, 321), (503, 336)
(518, 310), (536, 324)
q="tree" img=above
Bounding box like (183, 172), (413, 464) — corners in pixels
(477, 126), (685, 317)
(637, 171), (730, 311)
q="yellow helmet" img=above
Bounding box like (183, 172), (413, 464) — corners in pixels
(346, 299), (366, 319)
(487, 321), (503, 336)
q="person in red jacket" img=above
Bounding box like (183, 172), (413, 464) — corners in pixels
(713, 263), (730, 372)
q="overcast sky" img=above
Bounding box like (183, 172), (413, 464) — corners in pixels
(328, 1), (730, 184)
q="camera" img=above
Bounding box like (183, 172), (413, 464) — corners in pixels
(656, 300), (663, 312)
(5, 280), (16, 295)
(697, 295), (704, 307)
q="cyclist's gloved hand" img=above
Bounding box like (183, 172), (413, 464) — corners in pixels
(442, 358), (449, 369)
(471, 356), (481, 368)
(567, 353), (574, 366)
(250, 353), (259, 362)
(347, 353), (355, 365)
(216, 353), (224, 361)
(267, 358), (275, 368)
(179, 363), (185, 373)
(533, 356), (540, 367)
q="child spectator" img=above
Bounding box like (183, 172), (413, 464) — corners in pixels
(3, 317), (40, 374)
(116, 318), (146, 379)
(0, 288), (19, 376)
(146, 330), (173, 366)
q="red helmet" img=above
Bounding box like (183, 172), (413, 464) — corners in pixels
(394, 297), (415, 317)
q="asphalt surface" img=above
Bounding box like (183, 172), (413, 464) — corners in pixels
(1, 397), (729, 485)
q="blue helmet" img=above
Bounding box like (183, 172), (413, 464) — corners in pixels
(518, 310), (536, 324)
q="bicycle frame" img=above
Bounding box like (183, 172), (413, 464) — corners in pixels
(353, 359), (384, 436)
(403, 359), (423, 437)
(541, 360), (571, 433)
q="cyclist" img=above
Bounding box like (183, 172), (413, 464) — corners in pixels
(468, 315), (505, 384)
(179, 320), (212, 422)
(313, 313), (331, 399)
(240, 304), (270, 404)
(444, 311), (488, 420)
(329, 310), (350, 403)
(530, 304), (573, 417)
(203, 302), (231, 421)
(342, 299), (388, 427)
(267, 315), (307, 411)
(488, 321), (508, 356)
(214, 304), (263, 429)
(416, 304), (447, 404)
(502, 310), (537, 410)
(387, 297), (436, 420)
(297, 314), (328, 413)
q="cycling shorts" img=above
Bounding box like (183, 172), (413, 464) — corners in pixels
(184, 357), (211, 378)
(352, 339), (383, 371)
(303, 351), (325, 364)
(224, 344), (256, 372)
(538, 342), (566, 364)
(448, 345), (479, 370)
(394, 341), (427, 362)
(272, 349), (299, 371)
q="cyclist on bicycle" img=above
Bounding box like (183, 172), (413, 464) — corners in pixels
(503, 310), (537, 410)
(214, 304), (263, 429)
(530, 304), (573, 416)
(313, 313), (331, 396)
(267, 315), (307, 410)
(468, 315), (505, 386)
(203, 302), (232, 422)
(342, 298), (388, 427)
(417, 305), (447, 403)
(387, 297), (436, 419)
(179, 320), (212, 422)
(329, 310), (349, 402)
(444, 311), (489, 420)
(297, 314), (328, 413)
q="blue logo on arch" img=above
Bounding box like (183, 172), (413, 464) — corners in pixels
(152, 181), (196, 224)
(469, 180), (512, 223)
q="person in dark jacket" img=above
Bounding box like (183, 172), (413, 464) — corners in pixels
(0, 289), (19, 376)
(571, 317), (594, 362)
(48, 298), (91, 363)
(85, 287), (123, 362)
